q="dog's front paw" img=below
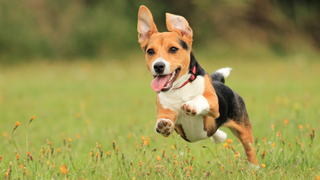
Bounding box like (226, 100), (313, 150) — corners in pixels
(155, 118), (174, 137)
(180, 96), (210, 116)
(180, 102), (197, 116)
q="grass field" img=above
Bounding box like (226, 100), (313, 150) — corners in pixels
(0, 52), (320, 179)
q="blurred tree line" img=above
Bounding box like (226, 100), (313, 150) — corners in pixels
(0, 0), (319, 61)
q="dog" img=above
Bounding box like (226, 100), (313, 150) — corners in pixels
(137, 5), (258, 165)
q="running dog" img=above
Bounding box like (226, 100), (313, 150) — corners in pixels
(137, 5), (257, 165)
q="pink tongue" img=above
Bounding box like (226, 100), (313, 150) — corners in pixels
(151, 75), (169, 91)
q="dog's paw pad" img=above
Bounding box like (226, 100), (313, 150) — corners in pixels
(181, 102), (197, 116)
(155, 119), (174, 137)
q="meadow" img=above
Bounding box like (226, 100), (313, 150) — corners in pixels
(0, 51), (320, 179)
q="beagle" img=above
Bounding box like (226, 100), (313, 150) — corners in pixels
(137, 6), (257, 165)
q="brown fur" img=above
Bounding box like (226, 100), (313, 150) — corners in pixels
(138, 5), (258, 165)
(223, 120), (258, 164)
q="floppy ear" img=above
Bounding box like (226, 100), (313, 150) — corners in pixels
(137, 6), (158, 50)
(166, 13), (193, 41)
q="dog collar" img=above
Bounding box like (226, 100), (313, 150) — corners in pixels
(173, 65), (196, 90)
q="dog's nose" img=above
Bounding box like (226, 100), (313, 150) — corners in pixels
(153, 62), (165, 74)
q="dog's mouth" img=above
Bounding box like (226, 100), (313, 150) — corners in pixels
(151, 68), (181, 92)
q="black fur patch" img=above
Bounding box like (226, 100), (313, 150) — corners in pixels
(189, 52), (206, 79)
(174, 124), (190, 142)
(144, 42), (149, 52)
(211, 81), (249, 127)
(179, 39), (188, 50)
(211, 73), (225, 84)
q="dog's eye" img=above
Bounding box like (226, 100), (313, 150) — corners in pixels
(169, 47), (179, 54)
(147, 49), (155, 55)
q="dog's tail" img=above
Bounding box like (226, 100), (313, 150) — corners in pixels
(211, 67), (232, 84)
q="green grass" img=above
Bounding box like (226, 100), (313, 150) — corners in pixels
(0, 53), (320, 179)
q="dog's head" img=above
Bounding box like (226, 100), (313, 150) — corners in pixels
(137, 6), (193, 92)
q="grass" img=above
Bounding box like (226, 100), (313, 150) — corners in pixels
(0, 52), (320, 179)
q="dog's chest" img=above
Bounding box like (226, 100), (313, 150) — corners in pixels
(158, 76), (208, 142)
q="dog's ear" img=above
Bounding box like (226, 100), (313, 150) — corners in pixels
(166, 13), (193, 42)
(137, 6), (158, 50)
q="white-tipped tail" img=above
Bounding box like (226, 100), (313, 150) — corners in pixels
(216, 67), (232, 78)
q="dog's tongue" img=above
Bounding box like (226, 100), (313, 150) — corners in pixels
(151, 75), (169, 92)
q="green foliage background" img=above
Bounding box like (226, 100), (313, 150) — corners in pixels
(0, 0), (319, 62)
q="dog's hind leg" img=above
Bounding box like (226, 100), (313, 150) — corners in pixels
(224, 120), (258, 165)
(210, 129), (227, 144)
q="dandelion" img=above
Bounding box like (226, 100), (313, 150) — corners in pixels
(190, 156), (195, 165)
(226, 139), (233, 144)
(113, 141), (116, 150)
(312, 129), (315, 138)
(234, 151), (240, 158)
(145, 138), (150, 146)
(310, 133), (314, 141)
(29, 115), (35, 124)
(162, 150), (165, 158)
(298, 125), (303, 130)
(13, 121), (20, 131)
(261, 150), (265, 159)
(306, 124), (310, 130)
(261, 164), (266, 168)
(157, 156), (161, 162)
(223, 143), (228, 148)
(60, 164), (68, 175)
(116, 146), (119, 155)
(277, 131), (281, 138)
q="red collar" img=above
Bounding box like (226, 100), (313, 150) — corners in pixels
(173, 66), (196, 90)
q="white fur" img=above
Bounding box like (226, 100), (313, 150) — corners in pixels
(172, 73), (191, 89)
(210, 129), (227, 144)
(166, 13), (192, 37)
(181, 95), (210, 116)
(152, 57), (171, 75)
(158, 76), (223, 142)
(216, 67), (232, 78)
